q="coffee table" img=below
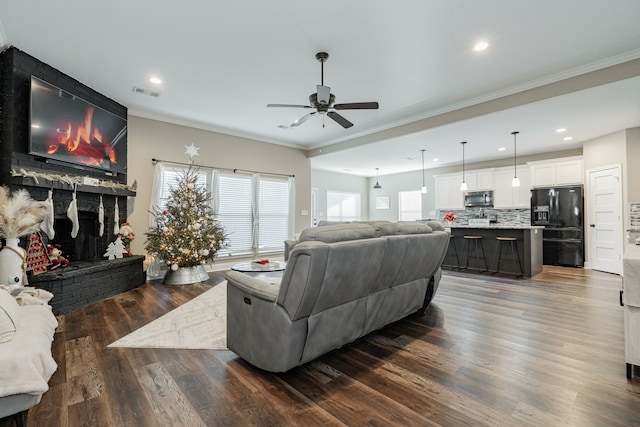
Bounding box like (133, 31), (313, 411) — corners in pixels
(231, 261), (286, 273)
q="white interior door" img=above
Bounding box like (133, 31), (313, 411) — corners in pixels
(588, 164), (623, 274)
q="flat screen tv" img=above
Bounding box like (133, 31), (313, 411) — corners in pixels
(29, 76), (127, 175)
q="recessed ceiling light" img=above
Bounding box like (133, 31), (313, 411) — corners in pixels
(498, 147), (506, 151)
(563, 136), (573, 141)
(474, 41), (489, 51)
(149, 76), (162, 85)
(343, 168), (352, 172)
(406, 157), (415, 161)
(556, 128), (567, 133)
(432, 158), (439, 162)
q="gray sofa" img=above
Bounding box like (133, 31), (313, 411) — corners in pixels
(225, 220), (449, 372)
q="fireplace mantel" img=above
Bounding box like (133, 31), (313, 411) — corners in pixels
(9, 175), (136, 198)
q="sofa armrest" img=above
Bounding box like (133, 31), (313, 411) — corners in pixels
(284, 240), (297, 261)
(225, 271), (280, 302)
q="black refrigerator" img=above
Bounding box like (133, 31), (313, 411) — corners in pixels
(531, 185), (584, 267)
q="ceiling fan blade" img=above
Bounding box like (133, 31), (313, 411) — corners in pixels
(267, 104), (312, 108)
(333, 102), (379, 110)
(290, 112), (317, 127)
(327, 111), (353, 128)
(317, 85), (331, 105)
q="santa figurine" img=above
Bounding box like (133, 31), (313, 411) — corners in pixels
(118, 222), (135, 256)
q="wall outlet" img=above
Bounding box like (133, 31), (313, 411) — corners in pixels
(301, 210), (309, 216)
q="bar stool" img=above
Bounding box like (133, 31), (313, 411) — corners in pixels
(447, 234), (461, 270)
(462, 235), (488, 272)
(492, 237), (523, 278)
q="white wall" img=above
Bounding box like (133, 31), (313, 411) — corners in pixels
(126, 115), (310, 256)
(626, 127), (640, 204)
(310, 170), (369, 223)
(368, 170), (436, 221)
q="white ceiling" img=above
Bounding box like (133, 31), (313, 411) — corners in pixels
(1, 1), (639, 177)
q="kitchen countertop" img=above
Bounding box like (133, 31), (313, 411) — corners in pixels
(444, 224), (545, 230)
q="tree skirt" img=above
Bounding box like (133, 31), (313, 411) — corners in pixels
(108, 282), (227, 350)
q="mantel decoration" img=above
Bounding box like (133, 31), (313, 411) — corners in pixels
(145, 164), (227, 285)
(0, 186), (50, 287)
(10, 168), (136, 192)
(443, 211), (457, 224)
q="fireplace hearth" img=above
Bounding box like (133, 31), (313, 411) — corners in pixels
(29, 256), (145, 315)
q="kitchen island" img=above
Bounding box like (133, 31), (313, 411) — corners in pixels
(443, 224), (544, 277)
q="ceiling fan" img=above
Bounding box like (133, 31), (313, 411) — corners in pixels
(267, 52), (379, 129)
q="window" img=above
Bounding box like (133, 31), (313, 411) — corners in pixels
(327, 191), (361, 222)
(157, 166), (208, 212)
(399, 190), (422, 221)
(152, 165), (293, 258)
(258, 177), (290, 252)
(218, 174), (253, 256)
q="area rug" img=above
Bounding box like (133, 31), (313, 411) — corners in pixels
(108, 281), (227, 350)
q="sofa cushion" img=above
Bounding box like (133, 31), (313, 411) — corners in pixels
(397, 222), (432, 235)
(0, 290), (20, 343)
(358, 221), (398, 236)
(423, 220), (445, 231)
(317, 220), (350, 227)
(297, 223), (375, 243)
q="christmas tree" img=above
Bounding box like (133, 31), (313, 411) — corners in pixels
(145, 167), (226, 269)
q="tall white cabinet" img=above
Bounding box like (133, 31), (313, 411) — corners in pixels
(623, 244), (640, 378)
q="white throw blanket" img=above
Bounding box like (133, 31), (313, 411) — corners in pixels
(0, 305), (58, 397)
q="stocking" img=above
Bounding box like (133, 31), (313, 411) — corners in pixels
(67, 190), (79, 238)
(41, 189), (55, 239)
(114, 197), (120, 235)
(98, 195), (105, 237)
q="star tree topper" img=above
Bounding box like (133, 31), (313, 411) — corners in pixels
(185, 143), (200, 163)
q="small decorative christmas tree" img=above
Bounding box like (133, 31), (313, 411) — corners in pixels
(145, 167), (226, 270)
(25, 230), (51, 275)
(104, 237), (127, 260)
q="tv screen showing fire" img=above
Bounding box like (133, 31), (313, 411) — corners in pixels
(29, 76), (127, 175)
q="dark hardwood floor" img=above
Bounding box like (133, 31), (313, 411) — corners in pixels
(11, 266), (640, 426)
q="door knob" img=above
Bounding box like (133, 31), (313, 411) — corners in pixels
(590, 224), (595, 227)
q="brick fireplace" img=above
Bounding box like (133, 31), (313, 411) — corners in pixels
(0, 46), (144, 312)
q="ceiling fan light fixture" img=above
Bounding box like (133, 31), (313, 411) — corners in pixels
(267, 52), (379, 129)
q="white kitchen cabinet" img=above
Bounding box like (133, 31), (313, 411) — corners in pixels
(529, 157), (583, 187)
(466, 169), (494, 191)
(435, 174), (464, 209)
(493, 165), (530, 208)
(556, 158), (583, 185)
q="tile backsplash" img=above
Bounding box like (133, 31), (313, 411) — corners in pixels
(434, 208), (530, 226)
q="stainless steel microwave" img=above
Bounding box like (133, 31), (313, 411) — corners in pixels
(464, 191), (493, 208)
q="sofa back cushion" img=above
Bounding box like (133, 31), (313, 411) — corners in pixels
(297, 223), (375, 243)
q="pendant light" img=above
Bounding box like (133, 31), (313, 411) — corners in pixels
(460, 141), (468, 191)
(373, 168), (382, 189)
(511, 131), (521, 187)
(420, 149), (427, 194)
